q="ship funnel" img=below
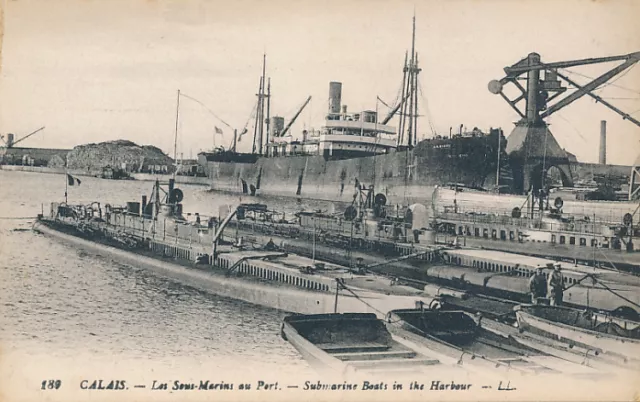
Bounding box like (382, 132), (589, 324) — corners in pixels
(271, 116), (285, 136)
(329, 82), (342, 114)
(6, 133), (14, 147)
(599, 120), (607, 165)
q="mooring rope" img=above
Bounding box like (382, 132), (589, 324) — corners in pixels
(337, 280), (387, 317)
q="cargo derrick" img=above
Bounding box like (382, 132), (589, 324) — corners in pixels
(0, 126), (46, 148)
(489, 51), (640, 195)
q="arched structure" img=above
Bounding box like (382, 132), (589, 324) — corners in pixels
(505, 122), (573, 193)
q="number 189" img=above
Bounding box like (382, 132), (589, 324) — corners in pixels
(41, 380), (61, 390)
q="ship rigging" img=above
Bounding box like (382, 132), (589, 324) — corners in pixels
(379, 14), (423, 150)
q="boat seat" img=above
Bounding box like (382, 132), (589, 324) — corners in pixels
(496, 358), (556, 373)
(355, 366), (428, 375)
(496, 357), (529, 363)
(429, 330), (476, 338)
(332, 350), (417, 361)
(348, 357), (440, 369)
(317, 342), (390, 353)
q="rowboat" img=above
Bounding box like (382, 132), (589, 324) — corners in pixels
(514, 304), (640, 363)
(280, 313), (462, 377)
(423, 293), (639, 373)
(385, 308), (602, 377)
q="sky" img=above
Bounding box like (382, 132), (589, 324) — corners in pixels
(1, 0), (639, 164)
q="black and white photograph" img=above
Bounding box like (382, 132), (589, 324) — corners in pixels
(0, 0), (639, 401)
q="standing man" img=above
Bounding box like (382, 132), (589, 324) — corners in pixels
(528, 265), (547, 304)
(548, 263), (565, 306)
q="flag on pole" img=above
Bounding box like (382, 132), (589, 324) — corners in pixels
(214, 126), (223, 135)
(67, 174), (81, 186)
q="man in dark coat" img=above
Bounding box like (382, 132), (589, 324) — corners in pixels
(548, 263), (565, 306)
(528, 265), (547, 304)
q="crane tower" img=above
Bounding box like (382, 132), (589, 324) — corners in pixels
(489, 51), (640, 195)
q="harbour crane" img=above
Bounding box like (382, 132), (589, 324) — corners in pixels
(488, 51), (640, 127)
(0, 126), (46, 148)
(487, 51), (640, 195)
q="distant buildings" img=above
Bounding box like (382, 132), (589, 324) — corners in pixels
(0, 147), (71, 167)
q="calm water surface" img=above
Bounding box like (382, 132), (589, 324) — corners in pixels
(0, 170), (338, 380)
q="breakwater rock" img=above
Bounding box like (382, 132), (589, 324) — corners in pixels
(66, 140), (174, 173)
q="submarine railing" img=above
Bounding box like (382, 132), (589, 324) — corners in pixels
(100, 207), (439, 267)
(437, 204), (626, 227)
(437, 211), (611, 235)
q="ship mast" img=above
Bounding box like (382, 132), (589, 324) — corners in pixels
(398, 14), (421, 150)
(407, 15), (415, 147)
(265, 77), (271, 154)
(413, 52), (419, 147)
(398, 52), (408, 147)
(258, 53), (267, 155)
(251, 76), (262, 154)
(252, 54), (269, 155)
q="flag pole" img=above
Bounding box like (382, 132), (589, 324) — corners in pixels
(232, 129), (238, 152)
(65, 154), (68, 204)
(173, 89), (181, 181)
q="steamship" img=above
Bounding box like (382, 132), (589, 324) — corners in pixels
(197, 19), (505, 204)
(197, 82), (505, 203)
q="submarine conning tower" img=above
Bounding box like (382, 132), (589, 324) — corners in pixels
(489, 51), (640, 195)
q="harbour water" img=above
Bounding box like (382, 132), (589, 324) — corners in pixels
(1, 170), (637, 402)
(0, 170), (342, 393)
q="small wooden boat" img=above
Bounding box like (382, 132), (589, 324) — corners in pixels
(515, 304), (640, 362)
(281, 313), (449, 376)
(386, 308), (602, 377)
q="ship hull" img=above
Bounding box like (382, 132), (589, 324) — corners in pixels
(199, 149), (496, 205)
(33, 220), (432, 318)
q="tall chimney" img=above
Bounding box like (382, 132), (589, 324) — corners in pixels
(599, 120), (607, 165)
(328, 82), (342, 114)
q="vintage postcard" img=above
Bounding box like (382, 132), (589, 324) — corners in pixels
(1, 0), (639, 401)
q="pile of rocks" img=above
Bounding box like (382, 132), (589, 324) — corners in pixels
(66, 140), (174, 173)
